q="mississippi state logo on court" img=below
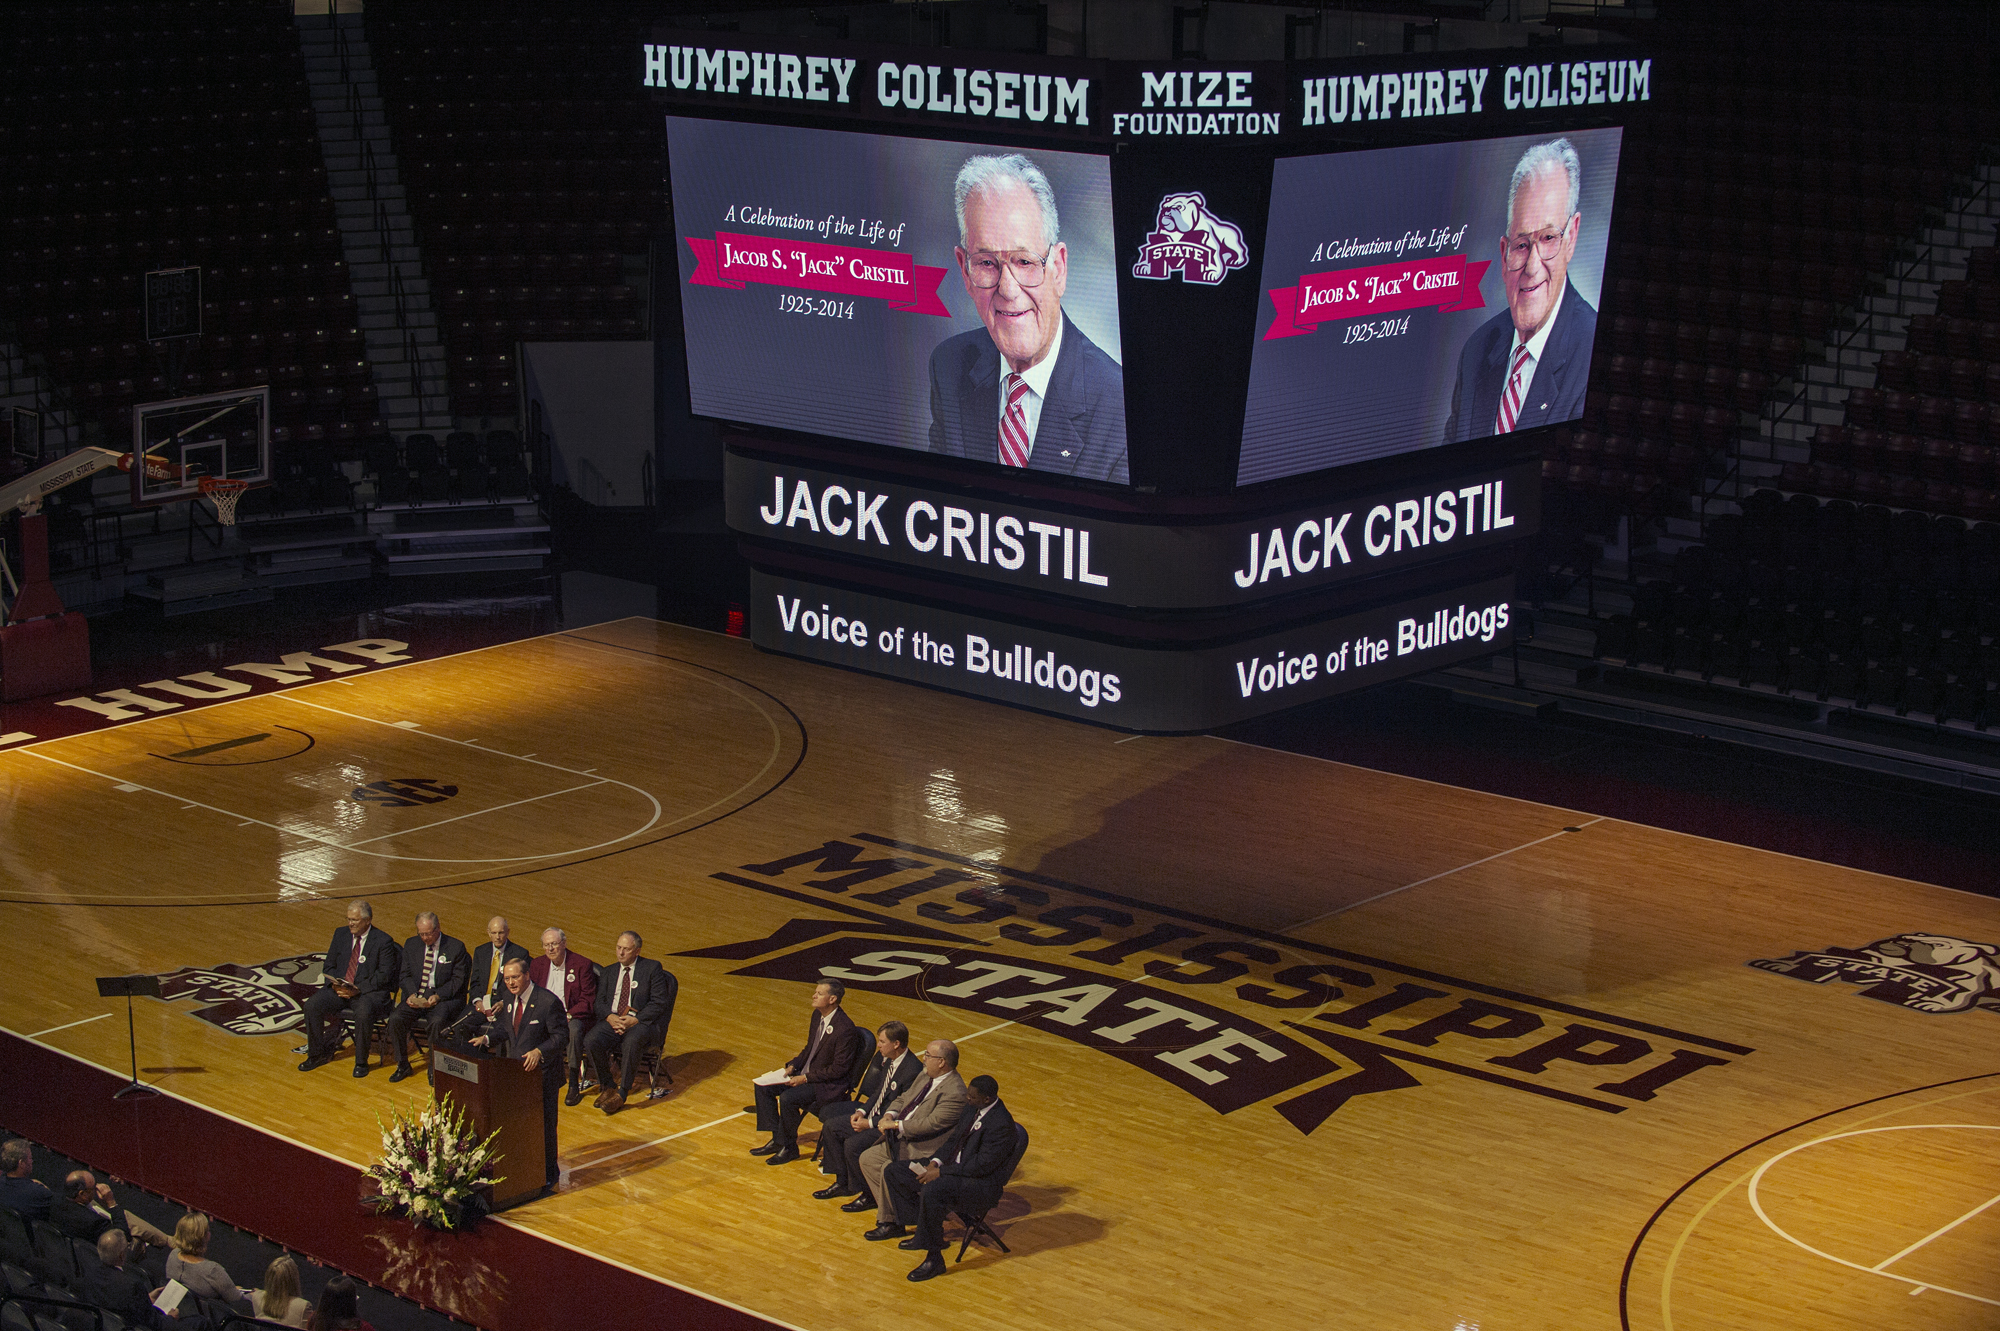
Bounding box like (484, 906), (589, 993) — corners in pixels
(154, 954), (323, 1035)
(1750, 932), (2000, 1014)
(1132, 191), (1248, 285)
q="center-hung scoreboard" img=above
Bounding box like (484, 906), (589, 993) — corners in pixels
(645, 30), (1654, 728)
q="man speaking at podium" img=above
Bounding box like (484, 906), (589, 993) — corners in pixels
(470, 957), (565, 1192)
(927, 153), (1128, 484)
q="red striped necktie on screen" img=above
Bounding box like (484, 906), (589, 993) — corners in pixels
(998, 373), (1032, 468)
(1495, 344), (1533, 435)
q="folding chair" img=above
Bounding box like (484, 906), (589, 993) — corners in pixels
(953, 1123), (1030, 1263)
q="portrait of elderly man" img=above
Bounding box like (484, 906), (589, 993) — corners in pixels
(927, 153), (1128, 484)
(1442, 136), (1599, 445)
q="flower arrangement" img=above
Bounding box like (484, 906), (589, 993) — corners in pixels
(364, 1098), (503, 1230)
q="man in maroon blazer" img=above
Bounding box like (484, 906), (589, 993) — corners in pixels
(530, 927), (599, 1106)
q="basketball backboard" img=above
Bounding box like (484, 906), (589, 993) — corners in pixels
(131, 386), (270, 507)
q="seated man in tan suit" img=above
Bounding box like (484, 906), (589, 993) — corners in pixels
(858, 1039), (968, 1242)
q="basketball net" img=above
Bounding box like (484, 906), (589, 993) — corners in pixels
(197, 476), (249, 526)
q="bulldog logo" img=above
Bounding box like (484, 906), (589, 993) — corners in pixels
(155, 953), (325, 1035)
(1132, 191), (1249, 286)
(1750, 932), (2000, 1014)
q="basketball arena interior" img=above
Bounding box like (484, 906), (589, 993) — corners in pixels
(1, 1), (1997, 1329)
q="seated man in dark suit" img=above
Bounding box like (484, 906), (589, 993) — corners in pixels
(581, 930), (671, 1115)
(749, 978), (860, 1167)
(299, 900), (401, 1077)
(927, 153), (1127, 484)
(881, 1074), (1018, 1282)
(469, 958), (567, 1191)
(810, 1020), (923, 1205)
(1442, 136), (1599, 445)
(0, 1138), (52, 1220)
(84, 1229), (203, 1329)
(51, 1169), (173, 1251)
(383, 909), (470, 1083)
(466, 916), (532, 1023)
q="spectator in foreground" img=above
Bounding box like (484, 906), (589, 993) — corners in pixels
(253, 1254), (312, 1328)
(84, 1229), (197, 1329)
(0, 1138), (53, 1220)
(164, 1212), (254, 1316)
(307, 1273), (377, 1331)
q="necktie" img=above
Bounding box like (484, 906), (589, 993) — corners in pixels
(1495, 344), (1532, 435)
(803, 1015), (825, 1068)
(487, 950), (501, 996)
(422, 945), (437, 993)
(614, 966), (631, 1016)
(343, 936), (361, 984)
(513, 997), (526, 1034)
(998, 373), (1032, 467)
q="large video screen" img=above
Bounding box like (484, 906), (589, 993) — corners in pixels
(1236, 126), (1622, 487)
(667, 117), (1128, 484)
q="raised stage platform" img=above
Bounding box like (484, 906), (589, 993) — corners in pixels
(1, 619), (1995, 1329)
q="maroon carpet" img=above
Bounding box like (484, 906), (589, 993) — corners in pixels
(0, 1031), (782, 1331)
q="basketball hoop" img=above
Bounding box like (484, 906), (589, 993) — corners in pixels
(197, 476), (249, 526)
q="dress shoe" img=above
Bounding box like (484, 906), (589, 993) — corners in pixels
(599, 1090), (625, 1114)
(897, 1236), (927, 1250)
(352, 1064), (370, 1078)
(839, 1194), (876, 1213)
(388, 1066), (414, 1084)
(863, 1222), (908, 1242)
(564, 1085), (583, 1107)
(813, 1184), (857, 1200)
(741, 1105), (757, 1115)
(297, 1054), (324, 1072)
(748, 1141), (780, 1157)
(592, 1089), (611, 1108)
(765, 1146), (800, 1166)
(907, 1253), (947, 1282)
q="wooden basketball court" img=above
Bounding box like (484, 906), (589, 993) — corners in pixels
(3, 617), (1996, 1329)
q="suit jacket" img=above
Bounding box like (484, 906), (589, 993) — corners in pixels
(0, 1174), (53, 1220)
(858, 1049), (926, 1123)
(397, 933), (469, 1006)
(928, 313), (1129, 484)
(84, 1261), (171, 1331)
(1442, 278), (1599, 445)
(884, 1069), (968, 1161)
(592, 956), (670, 1028)
(934, 1097), (1018, 1186)
(481, 985), (569, 1069)
(50, 1194), (116, 1242)
(529, 949), (598, 1020)
(321, 926), (400, 999)
(786, 1007), (860, 1105)
(468, 939), (531, 1008)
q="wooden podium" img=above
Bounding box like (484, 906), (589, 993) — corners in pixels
(432, 1048), (546, 1212)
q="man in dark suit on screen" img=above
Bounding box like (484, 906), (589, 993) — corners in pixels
(582, 930), (671, 1114)
(881, 1074), (1018, 1282)
(749, 978), (860, 1166)
(470, 957), (567, 1191)
(811, 1019), (924, 1205)
(383, 910), (469, 1083)
(927, 153), (1128, 484)
(1442, 137), (1599, 445)
(299, 900), (400, 1076)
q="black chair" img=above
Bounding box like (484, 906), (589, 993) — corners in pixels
(952, 1122), (1030, 1263)
(0, 1215), (29, 1270)
(25, 1225), (71, 1288)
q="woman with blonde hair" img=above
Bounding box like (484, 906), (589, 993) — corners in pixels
(255, 1254), (312, 1328)
(163, 1212), (254, 1315)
